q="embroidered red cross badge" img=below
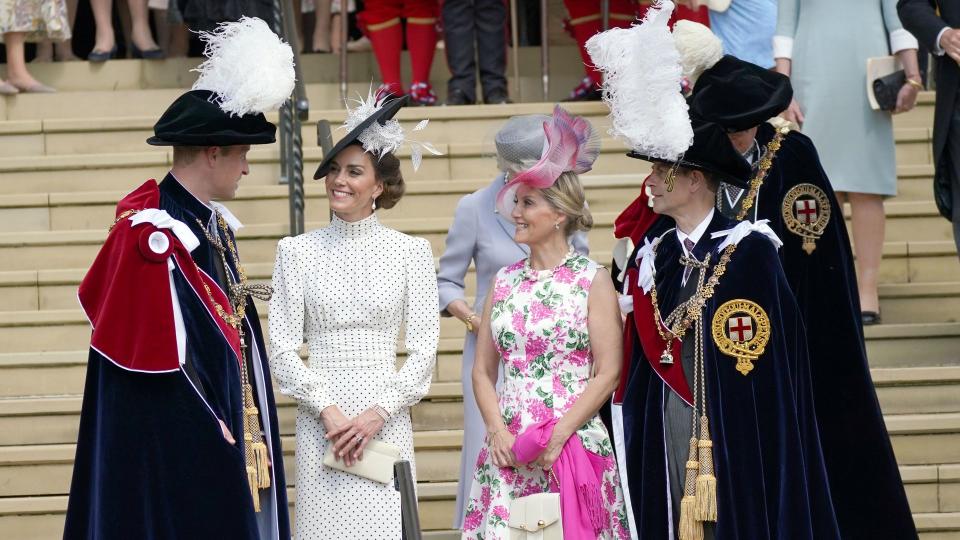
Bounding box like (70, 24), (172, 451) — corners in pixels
(795, 198), (818, 224)
(727, 316), (754, 342)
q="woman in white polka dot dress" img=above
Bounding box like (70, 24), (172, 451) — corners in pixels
(268, 96), (440, 539)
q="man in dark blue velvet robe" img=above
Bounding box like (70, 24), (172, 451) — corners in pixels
(689, 55), (917, 540)
(65, 87), (290, 540)
(616, 117), (841, 539)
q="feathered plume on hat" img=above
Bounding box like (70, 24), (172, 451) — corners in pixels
(343, 89), (441, 172)
(192, 17), (296, 116)
(495, 105), (600, 216)
(673, 20), (723, 91)
(585, 0), (692, 161)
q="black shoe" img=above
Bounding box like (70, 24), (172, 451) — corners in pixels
(484, 90), (512, 105)
(132, 45), (165, 60)
(445, 88), (475, 106)
(861, 311), (882, 325)
(87, 45), (117, 63)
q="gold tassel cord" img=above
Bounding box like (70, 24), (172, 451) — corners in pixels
(679, 437), (704, 540)
(695, 415), (718, 522)
(246, 466), (261, 512)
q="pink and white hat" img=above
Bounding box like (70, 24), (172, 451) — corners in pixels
(495, 105), (600, 216)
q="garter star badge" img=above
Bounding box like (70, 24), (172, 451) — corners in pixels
(712, 299), (771, 375)
(781, 183), (831, 255)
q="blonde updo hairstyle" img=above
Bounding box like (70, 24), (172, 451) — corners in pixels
(540, 171), (594, 236)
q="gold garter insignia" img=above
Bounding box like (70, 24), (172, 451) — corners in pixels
(781, 183), (831, 255)
(712, 299), (771, 375)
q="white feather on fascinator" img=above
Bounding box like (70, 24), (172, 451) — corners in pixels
(192, 17), (296, 116)
(585, 0), (692, 161)
(342, 89), (442, 172)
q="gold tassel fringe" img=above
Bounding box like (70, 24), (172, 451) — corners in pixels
(253, 441), (271, 489)
(678, 437), (702, 540)
(695, 415), (718, 522)
(246, 466), (261, 512)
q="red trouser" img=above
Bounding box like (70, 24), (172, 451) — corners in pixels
(358, 0), (440, 91)
(564, 0), (637, 87)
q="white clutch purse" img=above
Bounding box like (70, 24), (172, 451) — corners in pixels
(322, 439), (401, 484)
(508, 492), (563, 540)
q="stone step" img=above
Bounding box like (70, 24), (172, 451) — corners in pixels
(878, 282), (960, 324)
(0, 212), (634, 273)
(873, 366), (960, 415)
(0, 175), (640, 234)
(844, 200), (953, 243)
(0, 108), (932, 159)
(0, 101), (613, 157)
(0, 47), (591, 121)
(0, 138), (644, 194)
(865, 323), (960, 368)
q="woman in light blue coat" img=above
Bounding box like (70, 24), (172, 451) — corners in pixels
(438, 114), (590, 528)
(774, 0), (920, 323)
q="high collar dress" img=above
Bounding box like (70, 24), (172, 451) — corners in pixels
(268, 212), (440, 539)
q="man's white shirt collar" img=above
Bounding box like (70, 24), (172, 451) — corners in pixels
(676, 208), (714, 256)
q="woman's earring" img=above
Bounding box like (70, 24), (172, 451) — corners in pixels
(554, 222), (561, 230)
(372, 199), (377, 211)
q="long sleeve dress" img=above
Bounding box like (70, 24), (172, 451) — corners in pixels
(774, 0), (918, 195)
(437, 175), (590, 529)
(268, 212), (440, 540)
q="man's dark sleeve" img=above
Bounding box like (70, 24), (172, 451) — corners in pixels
(898, 0), (951, 51)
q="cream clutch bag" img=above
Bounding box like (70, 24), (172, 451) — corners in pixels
(322, 439), (401, 484)
(508, 492), (563, 539)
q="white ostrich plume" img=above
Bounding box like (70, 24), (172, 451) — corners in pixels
(673, 20), (723, 87)
(342, 89), (441, 172)
(192, 17), (296, 117)
(585, 0), (692, 161)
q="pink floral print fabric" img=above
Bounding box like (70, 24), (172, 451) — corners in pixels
(461, 254), (630, 539)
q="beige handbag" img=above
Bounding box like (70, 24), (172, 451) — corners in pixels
(322, 439), (400, 484)
(508, 467), (564, 540)
(508, 492), (563, 539)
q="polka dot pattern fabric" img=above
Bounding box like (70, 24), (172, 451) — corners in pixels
(268, 212), (440, 539)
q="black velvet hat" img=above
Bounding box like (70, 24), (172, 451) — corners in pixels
(313, 96), (408, 179)
(146, 89), (277, 147)
(688, 55), (793, 132)
(627, 116), (753, 188)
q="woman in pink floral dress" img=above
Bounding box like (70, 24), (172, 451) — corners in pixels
(461, 106), (631, 539)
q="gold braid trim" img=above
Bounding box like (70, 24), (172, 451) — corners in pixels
(649, 241), (738, 360)
(108, 209), (141, 232)
(735, 127), (788, 221)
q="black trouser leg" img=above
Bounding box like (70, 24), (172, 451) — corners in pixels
(475, 0), (508, 101)
(442, 0), (478, 102)
(949, 107), (960, 257)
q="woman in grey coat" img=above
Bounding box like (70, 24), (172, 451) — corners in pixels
(438, 114), (589, 528)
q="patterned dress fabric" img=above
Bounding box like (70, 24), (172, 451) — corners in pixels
(461, 253), (630, 539)
(268, 213), (439, 540)
(0, 0), (70, 41)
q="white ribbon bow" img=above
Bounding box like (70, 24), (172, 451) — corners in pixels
(130, 209), (201, 252)
(210, 201), (244, 232)
(710, 219), (783, 252)
(635, 237), (660, 294)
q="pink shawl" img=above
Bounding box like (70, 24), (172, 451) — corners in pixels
(512, 419), (607, 537)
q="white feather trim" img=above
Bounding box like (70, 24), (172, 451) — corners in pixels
(585, 0), (692, 161)
(341, 89), (442, 172)
(673, 20), (723, 87)
(192, 17), (296, 116)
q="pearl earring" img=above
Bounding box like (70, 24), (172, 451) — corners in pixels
(372, 199), (377, 211)
(554, 222), (561, 230)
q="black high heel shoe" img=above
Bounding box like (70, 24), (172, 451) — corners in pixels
(861, 311), (882, 326)
(131, 44), (165, 60)
(87, 45), (117, 63)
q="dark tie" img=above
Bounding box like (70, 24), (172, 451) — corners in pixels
(682, 238), (696, 285)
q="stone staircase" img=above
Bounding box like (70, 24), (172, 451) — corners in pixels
(0, 54), (958, 539)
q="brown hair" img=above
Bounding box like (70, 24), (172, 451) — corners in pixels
(353, 144), (405, 210)
(541, 172), (593, 236)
